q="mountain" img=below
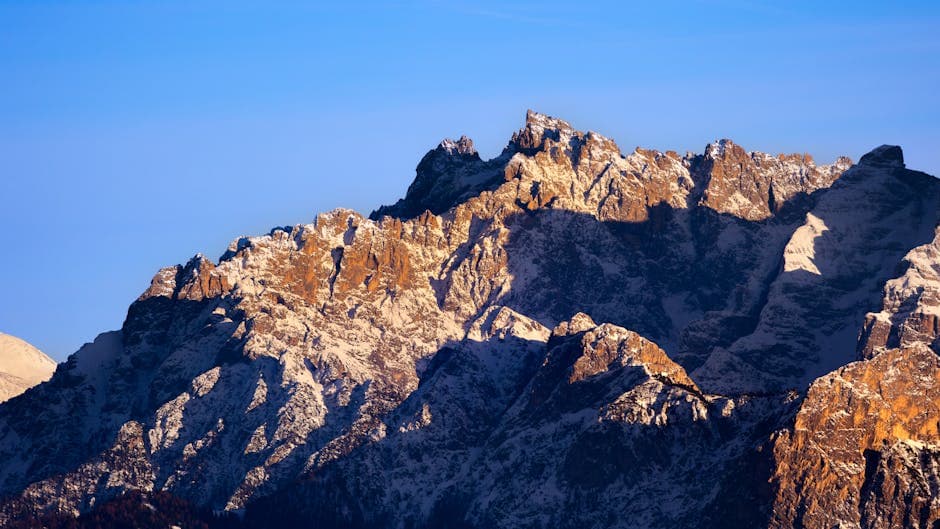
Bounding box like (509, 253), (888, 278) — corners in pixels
(2, 110), (939, 528)
(0, 333), (56, 403)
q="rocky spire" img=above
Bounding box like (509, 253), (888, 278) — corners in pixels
(508, 109), (578, 154)
(370, 133), (502, 220)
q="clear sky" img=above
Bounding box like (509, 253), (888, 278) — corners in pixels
(2, 1), (939, 361)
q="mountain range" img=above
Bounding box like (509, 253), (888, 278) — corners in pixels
(2, 110), (939, 529)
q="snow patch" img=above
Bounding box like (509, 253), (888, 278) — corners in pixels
(783, 213), (829, 275)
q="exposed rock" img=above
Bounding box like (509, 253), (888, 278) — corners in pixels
(1, 111), (939, 529)
(696, 139), (850, 221)
(370, 135), (506, 220)
(770, 345), (940, 529)
(553, 314), (698, 389)
(859, 144), (905, 168)
(859, 225), (940, 358)
(692, 147), (940, 393)
(859, 439), (940, 529)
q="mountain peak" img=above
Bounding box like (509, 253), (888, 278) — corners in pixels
(524, 109), (574, 133)
(0, 333), (56, 403)
(372, 110), (855, 224)
(510, 110), (579, 153)
(704, 138), (741, 159)
(6, 109), (940, 529)
(438, 135), (476, 156)
(859, 144), (904, 168)
(369, 131), (498, 219)
(552, 312), (598, 337)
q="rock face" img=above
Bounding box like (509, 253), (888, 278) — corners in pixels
(1, 111), (940, 528)
(858, 440), (940, 529)
(0, 333), (56, 403)
(371, 134), (507, 220)
(770, 346), (940, 529)
(246, 314), (791, 529)
(859, 225), (940, 359)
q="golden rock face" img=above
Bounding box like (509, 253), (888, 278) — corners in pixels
(770, 345), (940, 529)
(698, 139), (849, 222)
(559, 319), (699, 392)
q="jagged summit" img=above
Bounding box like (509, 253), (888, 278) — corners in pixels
(3, 110), (939, 529)
(369, 129), (503, 220)
(372, 110), (852, 224)
(703, 138), (737, 158)
(438, 135), (476, 156)
(371, 109), (622, 221)
(525, 108), (574, 131)
(859, 144), (905, 168)
(508, 109), (581, 152)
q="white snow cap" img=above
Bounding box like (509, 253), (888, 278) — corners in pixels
(0, 332), (56, 383)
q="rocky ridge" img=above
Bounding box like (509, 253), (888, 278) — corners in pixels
(1, 111), (939, 528)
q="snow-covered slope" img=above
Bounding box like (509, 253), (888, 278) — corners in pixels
(0, 333), (56, 403)
(1, 111), (939, 528)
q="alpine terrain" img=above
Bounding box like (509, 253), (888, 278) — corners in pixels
(0, 333), (56, 404)
(2, 111), (940, 528)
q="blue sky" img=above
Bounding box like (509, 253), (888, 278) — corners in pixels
(2, 1), (939, 360)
